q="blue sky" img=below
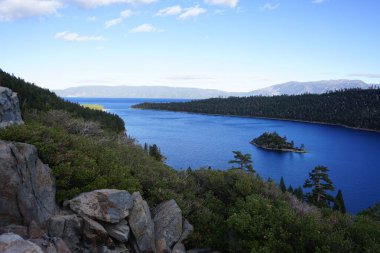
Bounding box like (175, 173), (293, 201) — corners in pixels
(0, 0), (379, 91)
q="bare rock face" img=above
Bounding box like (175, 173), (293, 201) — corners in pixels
(152, 200), (183, 253)
(68, 189), (133, 223)
(103, 219), (130, 243)
(47, 214), (83, 252)
(0, 87), (23, 129)
(128, 192), (156, 253)
(0, 233), (44, 253)
(0, 141), (57, 228)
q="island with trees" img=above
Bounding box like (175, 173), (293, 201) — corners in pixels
(251, 132), (306, 153)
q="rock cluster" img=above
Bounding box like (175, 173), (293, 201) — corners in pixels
(0, 87), (23, 128)
(0, 139), (193, 253)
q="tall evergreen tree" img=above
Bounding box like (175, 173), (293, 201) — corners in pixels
(333, 189), (346, 213)
(293, 186), (304, 201)
(149, 144), (165, 161)
(287, 185), (294, 193)
(279, 176), (286, 193)
(303, 165), (335, 207)
(229, 151), (254, 173)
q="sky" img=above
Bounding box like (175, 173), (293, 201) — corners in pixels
(0, 0), (380, 92)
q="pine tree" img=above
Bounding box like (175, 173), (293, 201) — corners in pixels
(149, 144), (165, 161)
(279, 176), (286, 193)
(293, 186), (304, 200)
(144, 143), (148, 153)
(229, 151), (254, 173)
(287, 185), (294, 193)
(333, 189), (346, 213)
(303, 165), (335, 207)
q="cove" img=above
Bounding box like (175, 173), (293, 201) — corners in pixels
(67, 98), (380, 213)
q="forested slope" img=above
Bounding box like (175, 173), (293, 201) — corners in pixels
(1, 70), (379, 252)
(134, 89), (380, 131)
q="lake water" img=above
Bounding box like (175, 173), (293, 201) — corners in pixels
(68, 98), (380, 213)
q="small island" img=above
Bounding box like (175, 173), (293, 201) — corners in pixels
(81, 104), (104, 111)
(251, 132), (306, 153)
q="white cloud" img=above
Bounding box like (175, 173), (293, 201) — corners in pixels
(87, 16), (97, 21)
(260, 3), (280, 11)
(120, 9), (132, 18)
(105, 17), (123, 28)
(55, 31), (106, 41)
(204, 0), (238, 8)
(156, 5), (182, 16)
(178, 5), (206, 20)
(0, 0), (62, 21)
(129, 23), (162, 33)
(312, 0), (326, 3)
(73, 0), (156, 8)
(104, 9), (132, 28)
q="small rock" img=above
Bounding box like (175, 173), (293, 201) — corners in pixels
(179, 219), (193, 243)
(68, 189), (133, 223)
(0, 224), (28, 238)
(82, 216), (108, 246)
(47, 214), (82, 252)
(54, 238), (72, 253)
(29, 220), (45, 239)
(103, 219), (130, 243)
(0, 233), (44, 253)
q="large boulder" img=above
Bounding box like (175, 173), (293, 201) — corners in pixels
(152, 200), (183, 253)
(0, 87), (23, 128)
(0, 233), (44, 253)
(0, 141), (57, 227)
(128, 192), (156, 253)
(68, 189), (133, 223)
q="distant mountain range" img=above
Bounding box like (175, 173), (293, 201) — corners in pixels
(55, 80), (378, 99)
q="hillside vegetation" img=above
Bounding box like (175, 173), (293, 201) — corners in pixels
(0, 70), (379, 252)
(133, 89), (380, 131)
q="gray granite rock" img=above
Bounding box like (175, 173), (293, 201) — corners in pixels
(128, 192), (155, 253)
(68, 189), (133, 223)
(0, 141), (57, 227)
(0, 87), (23, 128)
(0, 233), (44, 253)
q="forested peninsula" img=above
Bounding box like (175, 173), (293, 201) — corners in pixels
(133, 88), (380, 131)
(1, 69), (380, 252)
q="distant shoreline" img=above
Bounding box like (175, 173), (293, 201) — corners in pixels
(132, 107), (380, 134)
(251, 142), (307, 153)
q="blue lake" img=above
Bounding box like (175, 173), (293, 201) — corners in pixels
(68, 98), (380, 213)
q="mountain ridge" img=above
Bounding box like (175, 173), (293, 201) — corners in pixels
(54, 80), (379, 99)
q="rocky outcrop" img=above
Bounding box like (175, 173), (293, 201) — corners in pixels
(0, 141), (57, 227)
(0, 140), (194, 253)
(67, 189), (133, 223)
(153, 200), (183, 253)
(0, 87), (23, 128)
(0, 233), (44, 253)
(128, 192), (156, 253)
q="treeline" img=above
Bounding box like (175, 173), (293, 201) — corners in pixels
(133, 88), (380, 131)
(0, 69), (125, 133)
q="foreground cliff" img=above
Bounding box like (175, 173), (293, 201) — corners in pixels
(0, 139), (193, 253)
